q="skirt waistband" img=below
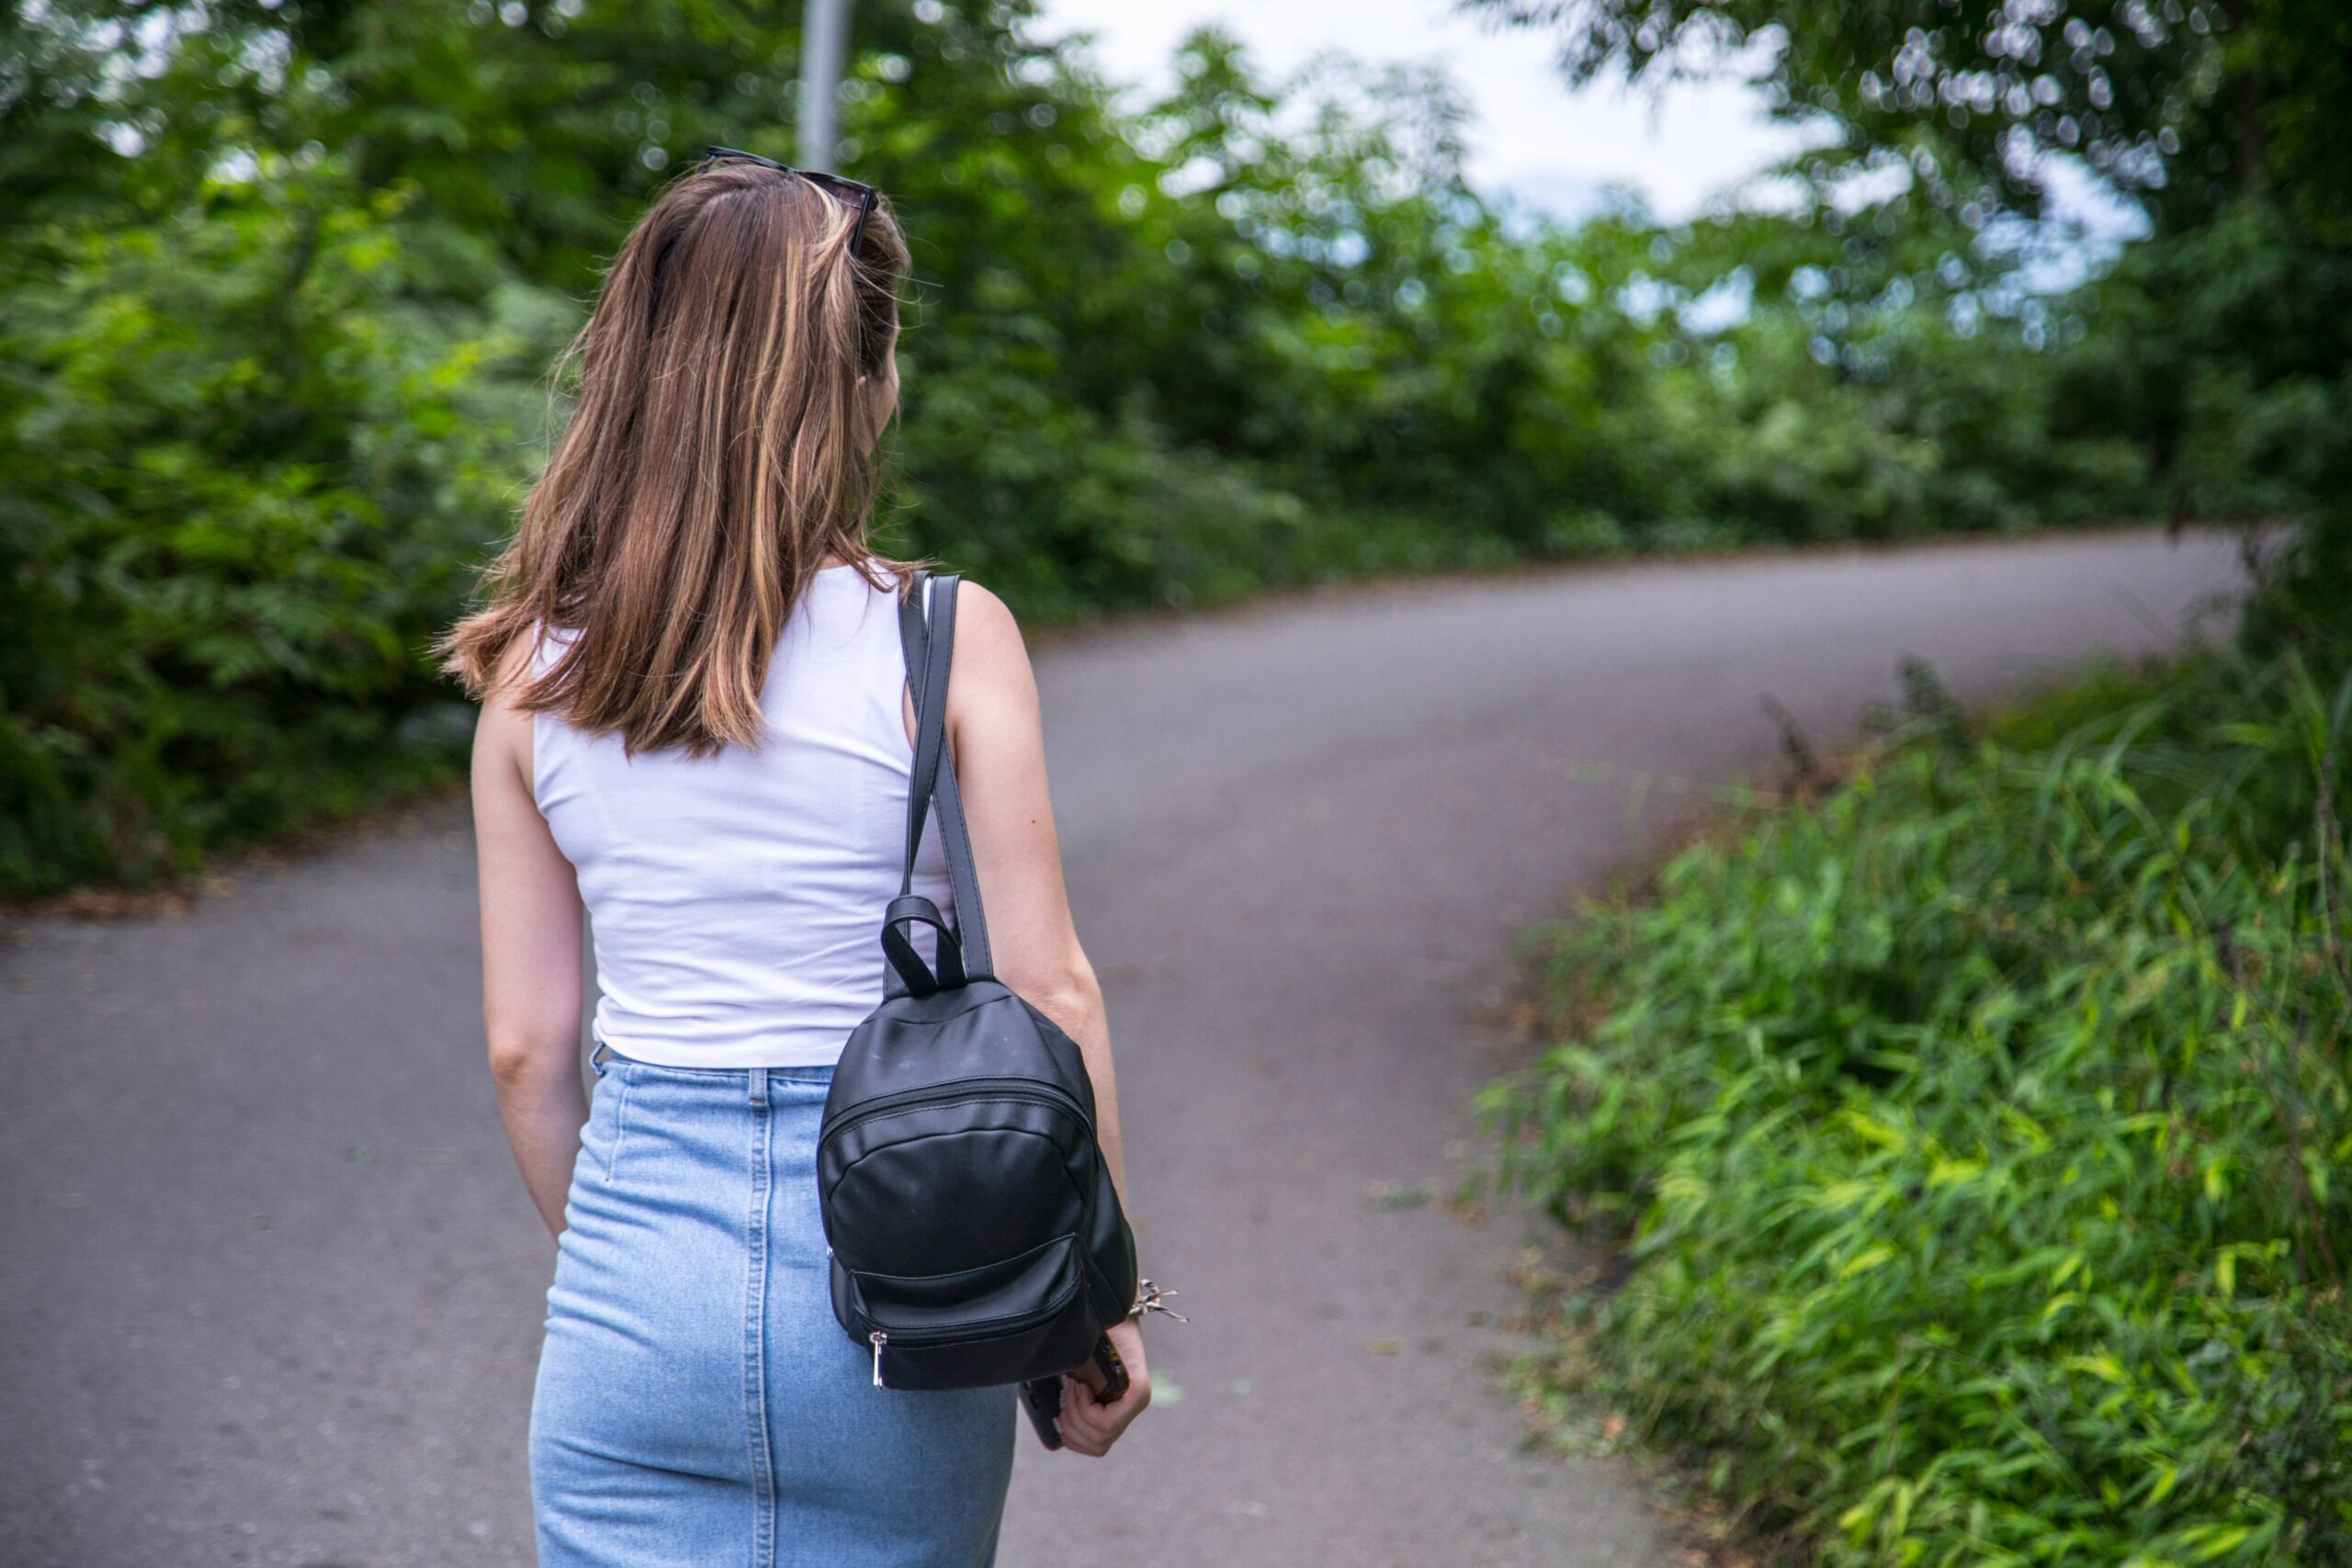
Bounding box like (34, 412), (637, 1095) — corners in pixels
(591, 1041), (838, 1102)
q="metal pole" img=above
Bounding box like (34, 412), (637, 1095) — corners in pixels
(798, 0), (850, 169)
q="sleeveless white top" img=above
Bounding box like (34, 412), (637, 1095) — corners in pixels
(530, 566), (954, 1067)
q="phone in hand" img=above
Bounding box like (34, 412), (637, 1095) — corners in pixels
(1018, 1335), (1131, 1450)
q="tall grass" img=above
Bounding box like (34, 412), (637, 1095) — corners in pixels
(1487, 647), (2352, 1564)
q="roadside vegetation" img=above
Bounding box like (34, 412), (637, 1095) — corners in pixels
(5, 1), (2337, 897)
(1487, 536), (2352, 1564)
(1474, 7), (2352, 1561)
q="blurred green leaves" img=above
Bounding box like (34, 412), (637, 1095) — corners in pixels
(0, 0), (2333, 894)
(0, 151), (556, 892)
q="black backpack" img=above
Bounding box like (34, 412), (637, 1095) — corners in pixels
(819, 571), (1138, 1390)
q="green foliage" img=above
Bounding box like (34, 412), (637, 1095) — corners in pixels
(0, 0), (2334, 895)
(0, 155), (567, 891)
(1466, 0), (2352, 239)
(1474, 0), (2352, 543)
(1487, 637), (2352, 1563)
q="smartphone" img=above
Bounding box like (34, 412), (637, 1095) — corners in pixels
(1018, 1336), (1130, 1450)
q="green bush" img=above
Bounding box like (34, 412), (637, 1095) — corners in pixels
(0, 162), (565, 892)
(1488, 643), (2352, 1564)
(3, 1), (2332, 896)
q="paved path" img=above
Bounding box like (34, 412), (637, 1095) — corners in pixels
(1, 531), (2247, 1568)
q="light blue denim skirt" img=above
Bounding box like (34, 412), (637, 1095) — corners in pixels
(530, 1050), (1016, 1567)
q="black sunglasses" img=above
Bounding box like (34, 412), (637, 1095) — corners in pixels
(702, 145), (876, 254)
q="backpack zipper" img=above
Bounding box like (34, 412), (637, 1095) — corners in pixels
(823, 1077), (1093, 1142)
(861, 1261), (1084, 1393)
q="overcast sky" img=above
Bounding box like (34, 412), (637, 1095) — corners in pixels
(1026, 0), (1821, 224)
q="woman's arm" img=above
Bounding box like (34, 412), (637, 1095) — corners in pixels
(944, 585), (1125, 1194)
(471, 671), (588, 1239)
(944, 583), (1147, 1456)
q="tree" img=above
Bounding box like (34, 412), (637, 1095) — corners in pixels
(1469, 0), (2352, 538)
(1467, 0), (2350, 233)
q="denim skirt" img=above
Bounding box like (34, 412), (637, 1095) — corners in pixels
(530, 1050), (1016, 1567)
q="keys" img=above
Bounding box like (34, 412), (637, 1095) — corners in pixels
(1133, 1278), (1187, 1323)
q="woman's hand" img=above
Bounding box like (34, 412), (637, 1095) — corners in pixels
(1055, 1318), (1150, 1457)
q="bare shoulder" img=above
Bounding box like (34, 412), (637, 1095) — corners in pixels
(951, 580), (1023, 647)
(473, 634), (540, 786)
(946, 581), (1040, 719)
(950, 581), (1030, 673)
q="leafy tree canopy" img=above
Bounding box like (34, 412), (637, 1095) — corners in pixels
(1467, 0), (2352, 240)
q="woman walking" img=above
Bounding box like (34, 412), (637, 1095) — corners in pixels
(443, 150), (1150, 1566)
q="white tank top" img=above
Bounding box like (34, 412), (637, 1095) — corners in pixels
(530, 565), (954, 1067)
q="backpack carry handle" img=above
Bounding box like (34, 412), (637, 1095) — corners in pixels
(880, 894), (967, 997)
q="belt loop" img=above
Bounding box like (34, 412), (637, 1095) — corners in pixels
(749, 1066), (768, 1109)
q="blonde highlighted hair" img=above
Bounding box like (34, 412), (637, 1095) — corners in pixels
(441, 156), (912, 755)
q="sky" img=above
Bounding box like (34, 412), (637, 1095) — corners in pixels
(1024, 0), (1823, 225)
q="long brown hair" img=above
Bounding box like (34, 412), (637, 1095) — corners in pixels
(441, 156), (911, 754)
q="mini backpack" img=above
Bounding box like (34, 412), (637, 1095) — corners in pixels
(818, 570), (1139, 1390)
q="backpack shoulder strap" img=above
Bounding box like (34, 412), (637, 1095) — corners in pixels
(884, 571), (994, 994)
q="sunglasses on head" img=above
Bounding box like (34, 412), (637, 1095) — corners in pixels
(702, 145), (876, 254)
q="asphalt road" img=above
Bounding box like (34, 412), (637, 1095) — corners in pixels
(1, 530), (2249, 1568)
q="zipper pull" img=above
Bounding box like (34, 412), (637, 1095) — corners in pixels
(869, 1329), (888, 1388)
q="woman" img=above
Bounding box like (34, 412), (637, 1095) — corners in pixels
(442, 151), (1150, 1566)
